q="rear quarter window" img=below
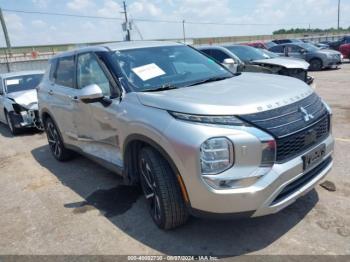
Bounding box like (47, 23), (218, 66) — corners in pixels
(49, 58), (58, 82)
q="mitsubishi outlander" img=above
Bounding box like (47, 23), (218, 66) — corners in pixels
(37, 41), (334, 229)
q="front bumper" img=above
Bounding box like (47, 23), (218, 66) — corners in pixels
(163, 120), (334, 217)
(11, 110), (40, 129)
(324, 57), (341, 68)
(195, 135), (333, 217)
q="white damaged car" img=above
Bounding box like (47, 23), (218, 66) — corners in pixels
(0, 70), (44, 134)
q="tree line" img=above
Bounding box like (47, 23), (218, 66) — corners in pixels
(273, 27), (350, 35)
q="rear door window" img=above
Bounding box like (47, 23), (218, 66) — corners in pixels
(55, 56), (75, 88)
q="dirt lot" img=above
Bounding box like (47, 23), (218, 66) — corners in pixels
(0, 63), (350, 256)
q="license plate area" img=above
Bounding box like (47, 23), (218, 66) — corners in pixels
(302, 144), (326, 171)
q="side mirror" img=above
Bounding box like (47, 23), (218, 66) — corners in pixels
(77, 84), (104, 101)
(222, 58), (238, 73)
(300, 48), (307, 54)
(223, 58), (236, 65)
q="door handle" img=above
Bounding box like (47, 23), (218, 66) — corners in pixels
(48, 90), (54, 95)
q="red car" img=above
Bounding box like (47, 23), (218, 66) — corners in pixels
(339, 43), (350, 60)
(242, 41), (268, 49)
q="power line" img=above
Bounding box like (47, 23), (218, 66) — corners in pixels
(2, 8), (349, 27)
(2, 8), (124, 21)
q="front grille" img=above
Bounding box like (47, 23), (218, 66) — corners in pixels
(239, 93), (330, 162)
(276, 115), (329, 161)
(272, 156), (332, 204)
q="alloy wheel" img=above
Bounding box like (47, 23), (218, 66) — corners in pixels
(139, 158), (162, 222)
(46, 122), (62, 158)
(310, 59), (322, 71)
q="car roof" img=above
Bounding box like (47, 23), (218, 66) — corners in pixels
(51, 41), (184, 59)
(0, 70), (44, 79)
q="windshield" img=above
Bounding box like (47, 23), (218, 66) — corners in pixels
(110, 45), (232, 92)
(225, 45), (268, 62)
(4, 74), (43, 94)
(260, 49), (279, 58)
(265, 42), (277, 49)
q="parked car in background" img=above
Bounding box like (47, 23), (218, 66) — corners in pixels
(269, 43), (342, 71)
(0, 70), (44, 134)
(198, 45), (271, 74)
(242, 41), (270, 49)
(328, 36), (350, 51)
(38, 41), (334, 229)
(199, 45), (312, 84)
(339, 43), (350, 60)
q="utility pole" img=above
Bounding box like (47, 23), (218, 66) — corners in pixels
(182, 20), (186, 44)
(337, 0), (340, 30)
(0, 8), (11, 72)
(122, 1), (131, 41)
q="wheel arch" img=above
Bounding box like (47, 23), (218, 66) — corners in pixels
(123, 134), (180, 182)
(40, 108), (52, 124)
(39, 109), (66, 145)
(123, 134), (190, 204)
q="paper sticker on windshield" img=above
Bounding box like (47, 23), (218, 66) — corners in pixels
(6, 79), (20, 85)
(132, 63), (165, 81)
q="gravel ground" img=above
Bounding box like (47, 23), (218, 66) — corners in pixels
(0, 63), (349, 256)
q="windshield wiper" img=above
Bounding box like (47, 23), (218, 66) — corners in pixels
(142, 83), (178, 92)
(187, 76), (233, 87)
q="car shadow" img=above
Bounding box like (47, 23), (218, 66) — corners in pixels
(31, 145), (319, 256)
(0, 122), (41, 138)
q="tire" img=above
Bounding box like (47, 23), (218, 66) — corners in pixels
(309, 58), (323, 71)
(138, 147), (188, 229)
(5, 111), (20, 135)
(44, 117), (75, 161)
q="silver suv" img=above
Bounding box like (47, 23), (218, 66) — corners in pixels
(38, 41), (334, 229)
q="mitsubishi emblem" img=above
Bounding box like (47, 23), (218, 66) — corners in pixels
(299, 107), (314, 122)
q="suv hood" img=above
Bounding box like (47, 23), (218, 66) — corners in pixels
(6, 89), (38, 110)
(137, 73), (314, 115)
(252, 57), (309, 69)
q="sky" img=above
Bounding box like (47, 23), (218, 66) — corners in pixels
(0, 0), (350, 47)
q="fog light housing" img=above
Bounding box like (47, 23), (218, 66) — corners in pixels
(260, 140), (276, 167)
(200, 137), (234, 175)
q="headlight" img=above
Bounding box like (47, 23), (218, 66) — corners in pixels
(169, 111), (247, 126)
(200, 137), (234, 175)
(322, 99), (332, 115)
(12, 103), (27, 114)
